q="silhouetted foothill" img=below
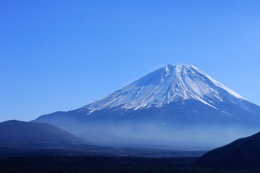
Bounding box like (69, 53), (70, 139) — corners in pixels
(195, 132), (260, 169)
(0, 120), (84, 148)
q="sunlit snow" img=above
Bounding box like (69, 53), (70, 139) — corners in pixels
(84, 64), (246, 113)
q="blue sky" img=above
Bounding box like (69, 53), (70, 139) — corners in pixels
(1, 0), (260, 122)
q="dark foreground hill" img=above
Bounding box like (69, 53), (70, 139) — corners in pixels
(0, 156), (220, 173)
(0, 120), (84, 149)
(195, 131), (260, 169)
(0, 155), (258, 173)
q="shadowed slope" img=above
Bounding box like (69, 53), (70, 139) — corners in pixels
(195, 132), (260, 169)
(0, 120), (84, 148)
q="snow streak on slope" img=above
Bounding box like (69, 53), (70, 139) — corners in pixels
(84, 65), (246, 113)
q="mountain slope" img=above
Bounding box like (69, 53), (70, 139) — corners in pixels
(34, 65), (260, 149)
(195, 132), (260, 169)
(85, 64), (245, 112)
(0, 120), (84, 148)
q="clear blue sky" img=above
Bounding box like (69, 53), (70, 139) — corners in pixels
(1, 0), (260, 122)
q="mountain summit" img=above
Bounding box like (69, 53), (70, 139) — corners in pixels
(85, 64), (245, 113)
(34, 64), (260, 150)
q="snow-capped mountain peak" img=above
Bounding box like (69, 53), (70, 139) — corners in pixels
(34, 64), (260, 150)
(84, 64), (246, 113)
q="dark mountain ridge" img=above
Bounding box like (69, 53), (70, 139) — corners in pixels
(196, 131), (260, 169)
(0, 120), (84, 148)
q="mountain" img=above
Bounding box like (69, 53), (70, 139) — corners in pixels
(33, 65), (260, 149)
(85, 64), (246, 112)
(195, 131), (260, 169)
(0, 120), (84, 149)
